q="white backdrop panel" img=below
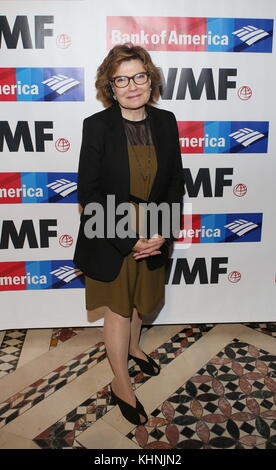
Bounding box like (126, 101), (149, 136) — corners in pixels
(0, 0), (275, 329)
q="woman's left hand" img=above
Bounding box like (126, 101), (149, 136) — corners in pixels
(132, 234), (166, 260)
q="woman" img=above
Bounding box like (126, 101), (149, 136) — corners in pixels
(73, 43), (184, 426)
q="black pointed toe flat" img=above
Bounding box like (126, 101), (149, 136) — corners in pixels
(110, 385), (148, 426)
(128, 351), (161, 376)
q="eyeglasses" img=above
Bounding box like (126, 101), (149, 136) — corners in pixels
(110, 72), (150, 88)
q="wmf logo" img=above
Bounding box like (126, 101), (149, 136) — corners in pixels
(0, 15), (74, 50)
(0, 120), (71, 153)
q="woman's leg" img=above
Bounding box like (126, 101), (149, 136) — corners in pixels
(129, 308), (159, 374)
(129, 307), (146, 360)
(103, 306), (146, 422)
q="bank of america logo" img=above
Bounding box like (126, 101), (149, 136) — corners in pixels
(232, 25), (270, 46)
(224, 219), (259, 237)
(50, 266), (83, 283)
(46, 179), (77, 197)
(229, 128), (265, 147)
(42, 74), (80, 95)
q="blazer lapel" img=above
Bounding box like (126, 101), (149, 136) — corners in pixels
(107, 103), (130, 200)
(145, 103), (165, 202)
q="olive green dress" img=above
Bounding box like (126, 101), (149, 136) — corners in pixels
(85, 116), (165, 319)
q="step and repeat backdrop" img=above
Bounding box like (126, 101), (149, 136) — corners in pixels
(0, 0), (275, 329)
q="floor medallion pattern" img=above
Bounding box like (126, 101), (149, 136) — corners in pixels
(128, 338), (276, 449)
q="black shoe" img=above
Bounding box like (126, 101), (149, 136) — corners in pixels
(128, 351), (161, 376)
(110, 385), (148, 426)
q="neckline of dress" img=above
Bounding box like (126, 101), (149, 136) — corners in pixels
(122, 116), (148, 124)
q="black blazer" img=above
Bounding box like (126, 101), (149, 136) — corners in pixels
(73, 102), (185, 281)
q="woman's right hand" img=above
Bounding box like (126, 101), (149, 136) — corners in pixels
(132, 238), (162, 259)
(132, 238), (149, 252)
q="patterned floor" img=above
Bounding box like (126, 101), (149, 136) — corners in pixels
(0, 322), (275, 449)
(128, 338), (276, 449)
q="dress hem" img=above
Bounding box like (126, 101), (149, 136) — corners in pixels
(86, 297), (165, 321)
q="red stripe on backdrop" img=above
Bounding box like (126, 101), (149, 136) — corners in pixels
(178, 121), (205, 154)
(107, 17), (207, 51)
(0, 173), (22, 204)
(0, 68), (17, 102)
(0, 262), (26, 291)
(178, 214), (201, 244)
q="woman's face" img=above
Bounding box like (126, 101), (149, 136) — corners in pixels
(111, 59), (151, 109)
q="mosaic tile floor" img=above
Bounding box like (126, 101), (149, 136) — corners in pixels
(0, 322), (275, 449)
(127, 338), (276, 449)
(0, 330), (27, 378)
(1, 325), (213, 446)
(1, 323), (275, 379)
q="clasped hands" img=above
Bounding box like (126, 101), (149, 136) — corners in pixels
(132, 234), (166, 260)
